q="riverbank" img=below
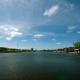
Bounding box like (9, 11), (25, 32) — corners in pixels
(0, 47), (80, 54)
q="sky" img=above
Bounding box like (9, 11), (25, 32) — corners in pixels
(0, 0), (80, 49)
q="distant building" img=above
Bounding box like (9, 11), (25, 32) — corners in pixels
(31, 48), (34, 51)
(64, 47), (74, 53)
(74, 49), (80, 53)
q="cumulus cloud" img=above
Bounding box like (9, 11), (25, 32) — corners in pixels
(43, 5), (59, 17)
(0, 24), (23, 40)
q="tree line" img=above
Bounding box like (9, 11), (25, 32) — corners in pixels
(0, 41), (80, 53)
(0, 47), (27, 53)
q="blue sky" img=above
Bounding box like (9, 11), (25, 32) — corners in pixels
(0, 0), (80, 49)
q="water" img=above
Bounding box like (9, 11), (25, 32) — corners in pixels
(0, 52), (80, 80)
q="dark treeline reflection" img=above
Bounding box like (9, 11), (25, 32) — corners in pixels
(0, 53), (80, 80)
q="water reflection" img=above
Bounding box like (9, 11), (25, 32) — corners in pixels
(0, 53), (17, 79)
(0, 53), (80, 80)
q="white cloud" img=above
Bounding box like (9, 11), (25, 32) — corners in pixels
(0, 24), (23, 40)
(32, 39), (37, 41)
(52, 38), (56, 41)
(0, 36), (3, 38)
(45, 32), (56, 36)
(6, 37), (12, 41)
(21, 40), (27, 42)
(33, 32), (56, 40)
(67, 26), (77, 32)
(77, 31), (80, 34)
(56, 42), (62, 45)
(65, 3), (75, 11)
(33, 33), (45, 39)
(43, 5), (59, 17)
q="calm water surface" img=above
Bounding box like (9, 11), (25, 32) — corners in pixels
(0, 52), (80, 80)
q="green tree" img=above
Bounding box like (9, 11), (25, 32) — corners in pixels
(73, 41), (80, 48)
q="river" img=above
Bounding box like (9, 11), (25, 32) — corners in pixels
(0, 52), (80, 80)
